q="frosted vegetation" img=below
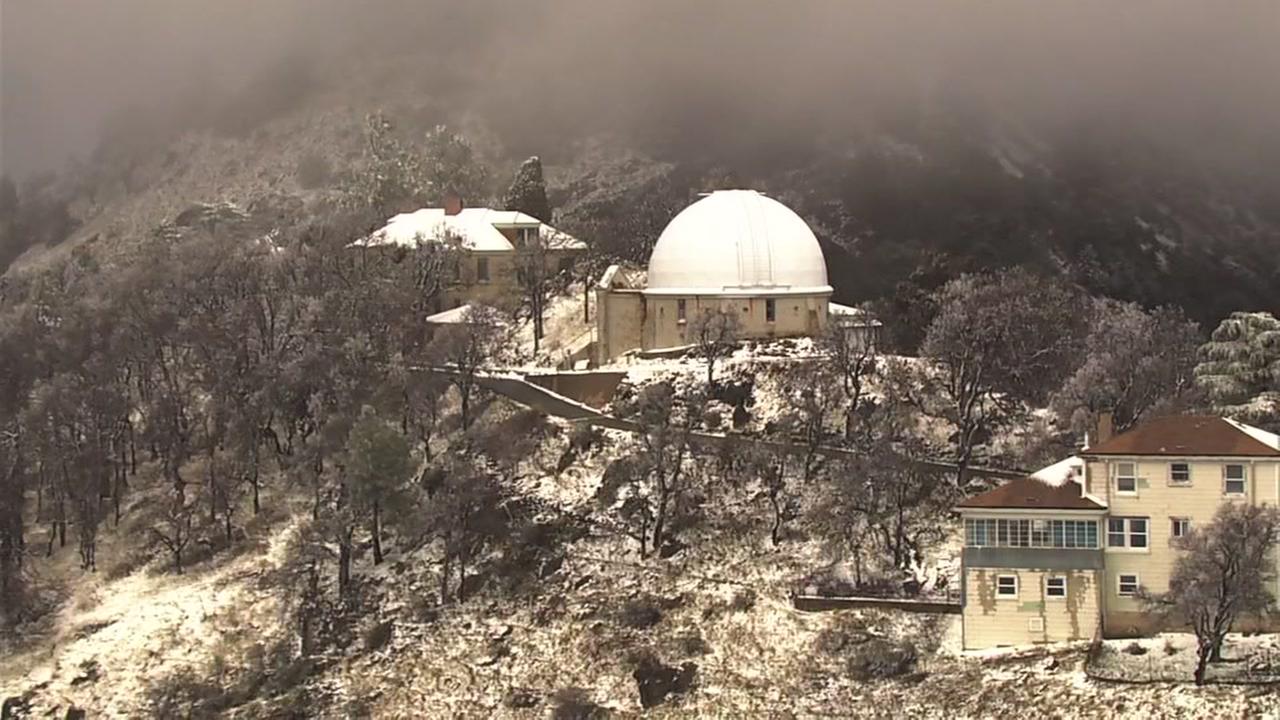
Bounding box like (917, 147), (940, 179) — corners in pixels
(1, 111), (1278, 717)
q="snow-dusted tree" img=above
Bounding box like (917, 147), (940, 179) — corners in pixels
(502, 156), (551, 223)
(687, 307), (741, 387)
(738, 442), (791, 546)
(430, 455), (512, 602)
(345, 407), (413, 568)
(150, 487), (195, 573)
(819, 321), (878, 442)
(1141, 502), (1280, 685)
(1054, 300), (1201, 436)
(905, 268), (1087, 484)
(1195, 311), (1280, 428)
(598, 382), (704, 558)
(430, 305), (515, 430)
(514, 231), (553, 354)
(777, 363), (842, 483)
(346, 112), (430, 216)
(421, 124), (489, 205)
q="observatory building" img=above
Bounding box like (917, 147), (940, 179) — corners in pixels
(594, 190), (872, 364)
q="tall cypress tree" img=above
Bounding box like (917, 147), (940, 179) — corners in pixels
(502, 156), (551, 222)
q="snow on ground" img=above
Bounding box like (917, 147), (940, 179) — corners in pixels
(1, 512), (302, 717)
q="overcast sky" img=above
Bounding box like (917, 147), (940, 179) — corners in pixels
(3, 0), (1278, 177)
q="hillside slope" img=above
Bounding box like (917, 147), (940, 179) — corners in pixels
(9, 51), (1280, 337)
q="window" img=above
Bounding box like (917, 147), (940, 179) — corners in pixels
(476, 257), (490, 283)
(1045, 576), (1067, 599)
(1169, 462), (1191, 485)
(996, 575), (1018, 598)
(964, 519), (1098, 549)
(1107, 517), (1149, 549)
(1115, 462), (1137, 494)
(519, 227), (540, 246)
(1117, 574), (1140, 596)
(677, 299), (687, 323)
(1171, 517), (1191, 539)
(1031, 519), (1050, 546)
(1225, 464), (1247, 496)
(765, 299), (777, 323)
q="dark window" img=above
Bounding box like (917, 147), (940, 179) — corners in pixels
(996, 575), (1018, 597)
(1115, 462), (1137, 494)
(1170, 463), (1191, 485)
(765, 299), (777, 323)
(477, 257), (490, 282)
(1046, 576), (1067, 598)
(1225, 464), (1247, 495)
(1108, 517), (1148, 548)
(1117, 574), (1140, 596)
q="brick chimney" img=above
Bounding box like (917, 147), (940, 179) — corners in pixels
(444, 191), (463, 216)
(1095, 411), (1114, 445)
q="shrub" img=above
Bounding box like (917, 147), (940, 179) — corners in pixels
(551, 687), (609, 720)
(846, 639), (918, 681)
(615, 596), (664, 630)
(1124, 641), (1148, 656)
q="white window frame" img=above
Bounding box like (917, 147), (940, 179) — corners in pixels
(995, 575), (1018, 598)
(1117, 573), (1140, 596)
(1107, 517), (1149, 550)
(1168, 462), (1191, 486)
(1114, 462), (1138, 495)
(1171, 517), (1191, 540)
(1224, 464), (1247, 496)
(1045, 576), (1067, 599)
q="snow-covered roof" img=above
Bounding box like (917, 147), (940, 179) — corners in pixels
(355, 207), (585, 252)
(1224, 417), (1280, 451)
(425, 303), (480, 324)
(1029, 455), (1084, 487)
(644, 190), (833, 297)
(829, 302), (883, 326)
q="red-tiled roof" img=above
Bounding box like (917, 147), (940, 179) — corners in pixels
(1084, 416), (1280, 457)
(957, 477), (1105, 510)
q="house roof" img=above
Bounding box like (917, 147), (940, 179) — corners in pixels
(956, 474), (1105, 511)
(1083, 415), (1280, 457)
(354, 207), (586, 252)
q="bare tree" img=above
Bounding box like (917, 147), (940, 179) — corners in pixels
(739, 442), (791, 546)
(431, 305), (514, 431)
(779, 364), (842, 483)
(150, 488), (195, 573)
(1141, 502), (1280, 685)
(1053, 300), (1201, 435)
(598, 382), (704, 558)
(514, 232), (553, 354)
(899, 269), (1086, 484)
(819, 321), (879, 442)
(687, 306), (741, 387)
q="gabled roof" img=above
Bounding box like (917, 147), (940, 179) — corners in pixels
(354, 207), (586, 252)
(1083, 415), (1280, 457)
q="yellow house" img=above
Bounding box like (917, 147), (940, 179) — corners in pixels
(957, 415), (1280, 650)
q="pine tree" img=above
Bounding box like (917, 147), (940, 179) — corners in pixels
(1195, 311), (1280, 426)
(502, 156), (551, 223)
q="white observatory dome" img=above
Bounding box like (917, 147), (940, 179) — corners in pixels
(644, 190), (832, 296)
